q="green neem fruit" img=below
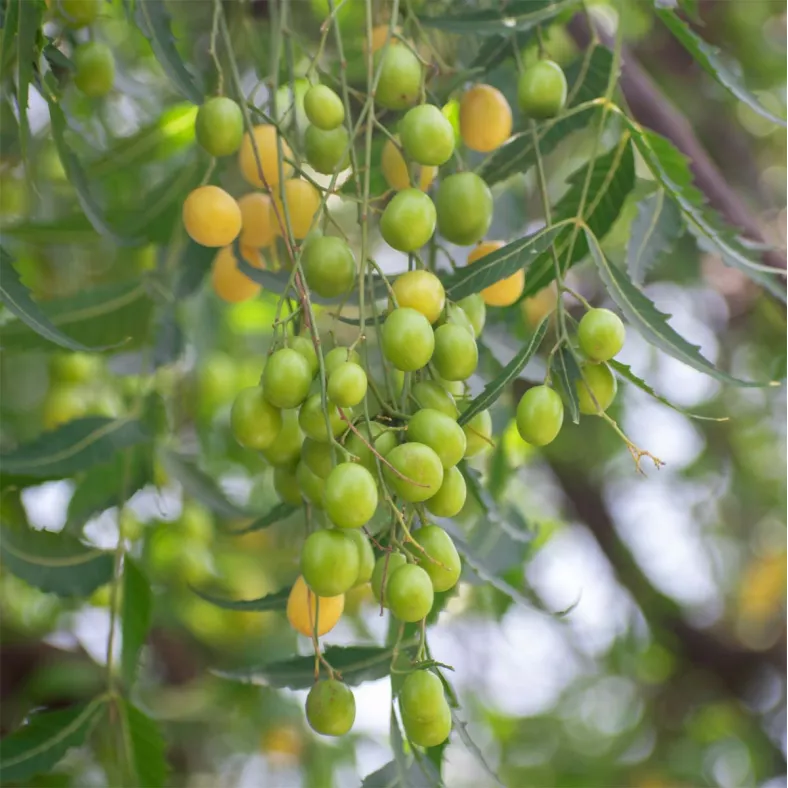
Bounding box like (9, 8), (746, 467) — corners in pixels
(299, 393), (346, 442)
(302, 236), (357, 299)
(375, 45), (422, 110)
(306, 680), (356, 736)
(231, 386), (283, 450)
(302, 438), (334, 479)
(383, 442), (443, 503)
(296, 460), (325, 508)
(262, 410), (303, 466)
(400, 104), (455, 167)
(516, 385), (563, 446)
(56, 0), (102, 28)
(391, 270), (445, 325)
(381, 307), (435, 372)
(345, 422), (398, 473)
(435, 173), (492, 246)
(457, 293), (486, 337)
(305, 125), (350, 174)
(346, 529), (375, 586)
(411, 380), (459, 419)
(324, 462), (378, 529)
(386, 564), (434, 622)
(301, 529), (359, 596)
(407, 408), (466, 469)
(371, 552), (407, 603)
(425, 465), (466, 518)
(303, 85), (345, 130)
(290, 336), (319, 378)
(409, 525), (461, 592)
(274, 465), (302, 506)
(577, 308), (626, 362)
(380, 189), (436, 253)
(432, 323), (479, 382)
(399, 669), (446, 723)
(324, 346), (362, 376)
(73, 42), (114, 98)
(576, 363), (617, 415)
(50, 352), (102, 384)
(195, 97), (244, 157)
(328, 362), (367, 408)
(402, 700), (451, 747)
(263, 348), (313, 409)
(462, 408), (492, 458)
(517, 59), (567, 120)
(440, 301), (475, 337)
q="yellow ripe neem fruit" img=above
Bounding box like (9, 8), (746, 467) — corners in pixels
(273, 179), (321, 239)
(392, 270), (445, 324)
(183, 185), (242, 248)
(239, 124), (293, 188)
(286, 575), (344, 637)
(381, 138), (436, 192)
(460, 85), (512, 153)
(467, 240), (523, 307)
(238, 192), (276, 248)
(366, 24), (402, 54)
(521, 283), (558, 329)
(211, 245), (263, 303)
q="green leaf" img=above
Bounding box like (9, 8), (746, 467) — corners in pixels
(656, 8), (786, 126)
(0, 248), (116, 352)
(227, 503), (299, 535)
(469, 30), (533, 71)
(361, 759), (441, 788)
(121, 558), (153, 688)
(458, 317), (548, 427)
(479, 45), (613, 185)
(16, 0), (43, 165)
(152, 307), (183, 369)
(584, 227), (775, 387)
(174, 239), (216, 298)
(626, 123), (786, 300)
(521, 134), (636, 299)
(0, 279), (154, 353)
(191, 585), (291, 612)
(135, 0), (203, 103)
(0, 0), (19, 81)
(449, 708), (503, 786)
(442, 226), (565, 301)
(161, 452), (252, 519)
(1, 417), (150, 480)
(420, 0), (580, 35)
(627, 190), (684, 285)
(552, 344), (583, 424)
(218, 645), (409, 690)
(0, 698), (107, 783)
(2, 214), (98, 244)
(118, 700), (168, 788)
(0, 525), (113, 597)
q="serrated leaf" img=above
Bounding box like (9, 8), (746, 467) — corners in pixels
(135, 0), (203, 103)
(420, 0), (580, 35)
(442, 225), (565, 301)
(627, 190), (684, 285)
(1, 417), (150, 480)
(218, 645), (410, 689)
(0, 247), (116, 352)
(16, 0), (43, 165)
(656, 8), (785, 126)
(552, 344), (582, 424)
(626, 123), (786, 300)
(585, 227), (774, 387)
(0, 278), (153, 353)
(121, 558), (152, 688)
(227, 503), (299, 535)
(521, 134), (636, 299)
(0, 525), (113, 597)
(459, 317), (548, 426)
(174, 240), (216, 299)
(0, 698), (106, 783)
(479, 46), (613, 185)
(161, 451), (252, 519)
(608, 359), (726, 421)
(449, 708), (502, 786)
(389, 709), (415, 787)
(191, 585), (291, 612)
(44, 76), (141, 245)
(118, 701), (168, 788)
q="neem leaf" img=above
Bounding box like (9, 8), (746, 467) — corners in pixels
(16, 0), (43, 165)
(191, 585), (291, 612)
(627, 190), (684, 285)
(118, 700), (168, 788)
(227, 503), (299, 535)
(552, 344), (583, 424)
(0, 525), (113, 597)
(0, 698), (107, 783)
(0, 248), (116, 352)
(420, 0), (580, 35)
(450, 708), (503, 786)
(585, 227), (775, 387)
(121, 558), (153, 688)
(458, 317), (548, 426)
(656, 8), (786, 126)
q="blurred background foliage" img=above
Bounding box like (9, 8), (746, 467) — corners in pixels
(0, 0), (785, 786)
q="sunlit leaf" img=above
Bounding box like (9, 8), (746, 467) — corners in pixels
(627, 190), (684, 285)
(118, 700), (168, 788)
(122, 558), (153, 688)
(420, 0), (580, 35)
(191, 585), (291, 612)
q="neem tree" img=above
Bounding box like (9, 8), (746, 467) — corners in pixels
(0, 0), (784, 785)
